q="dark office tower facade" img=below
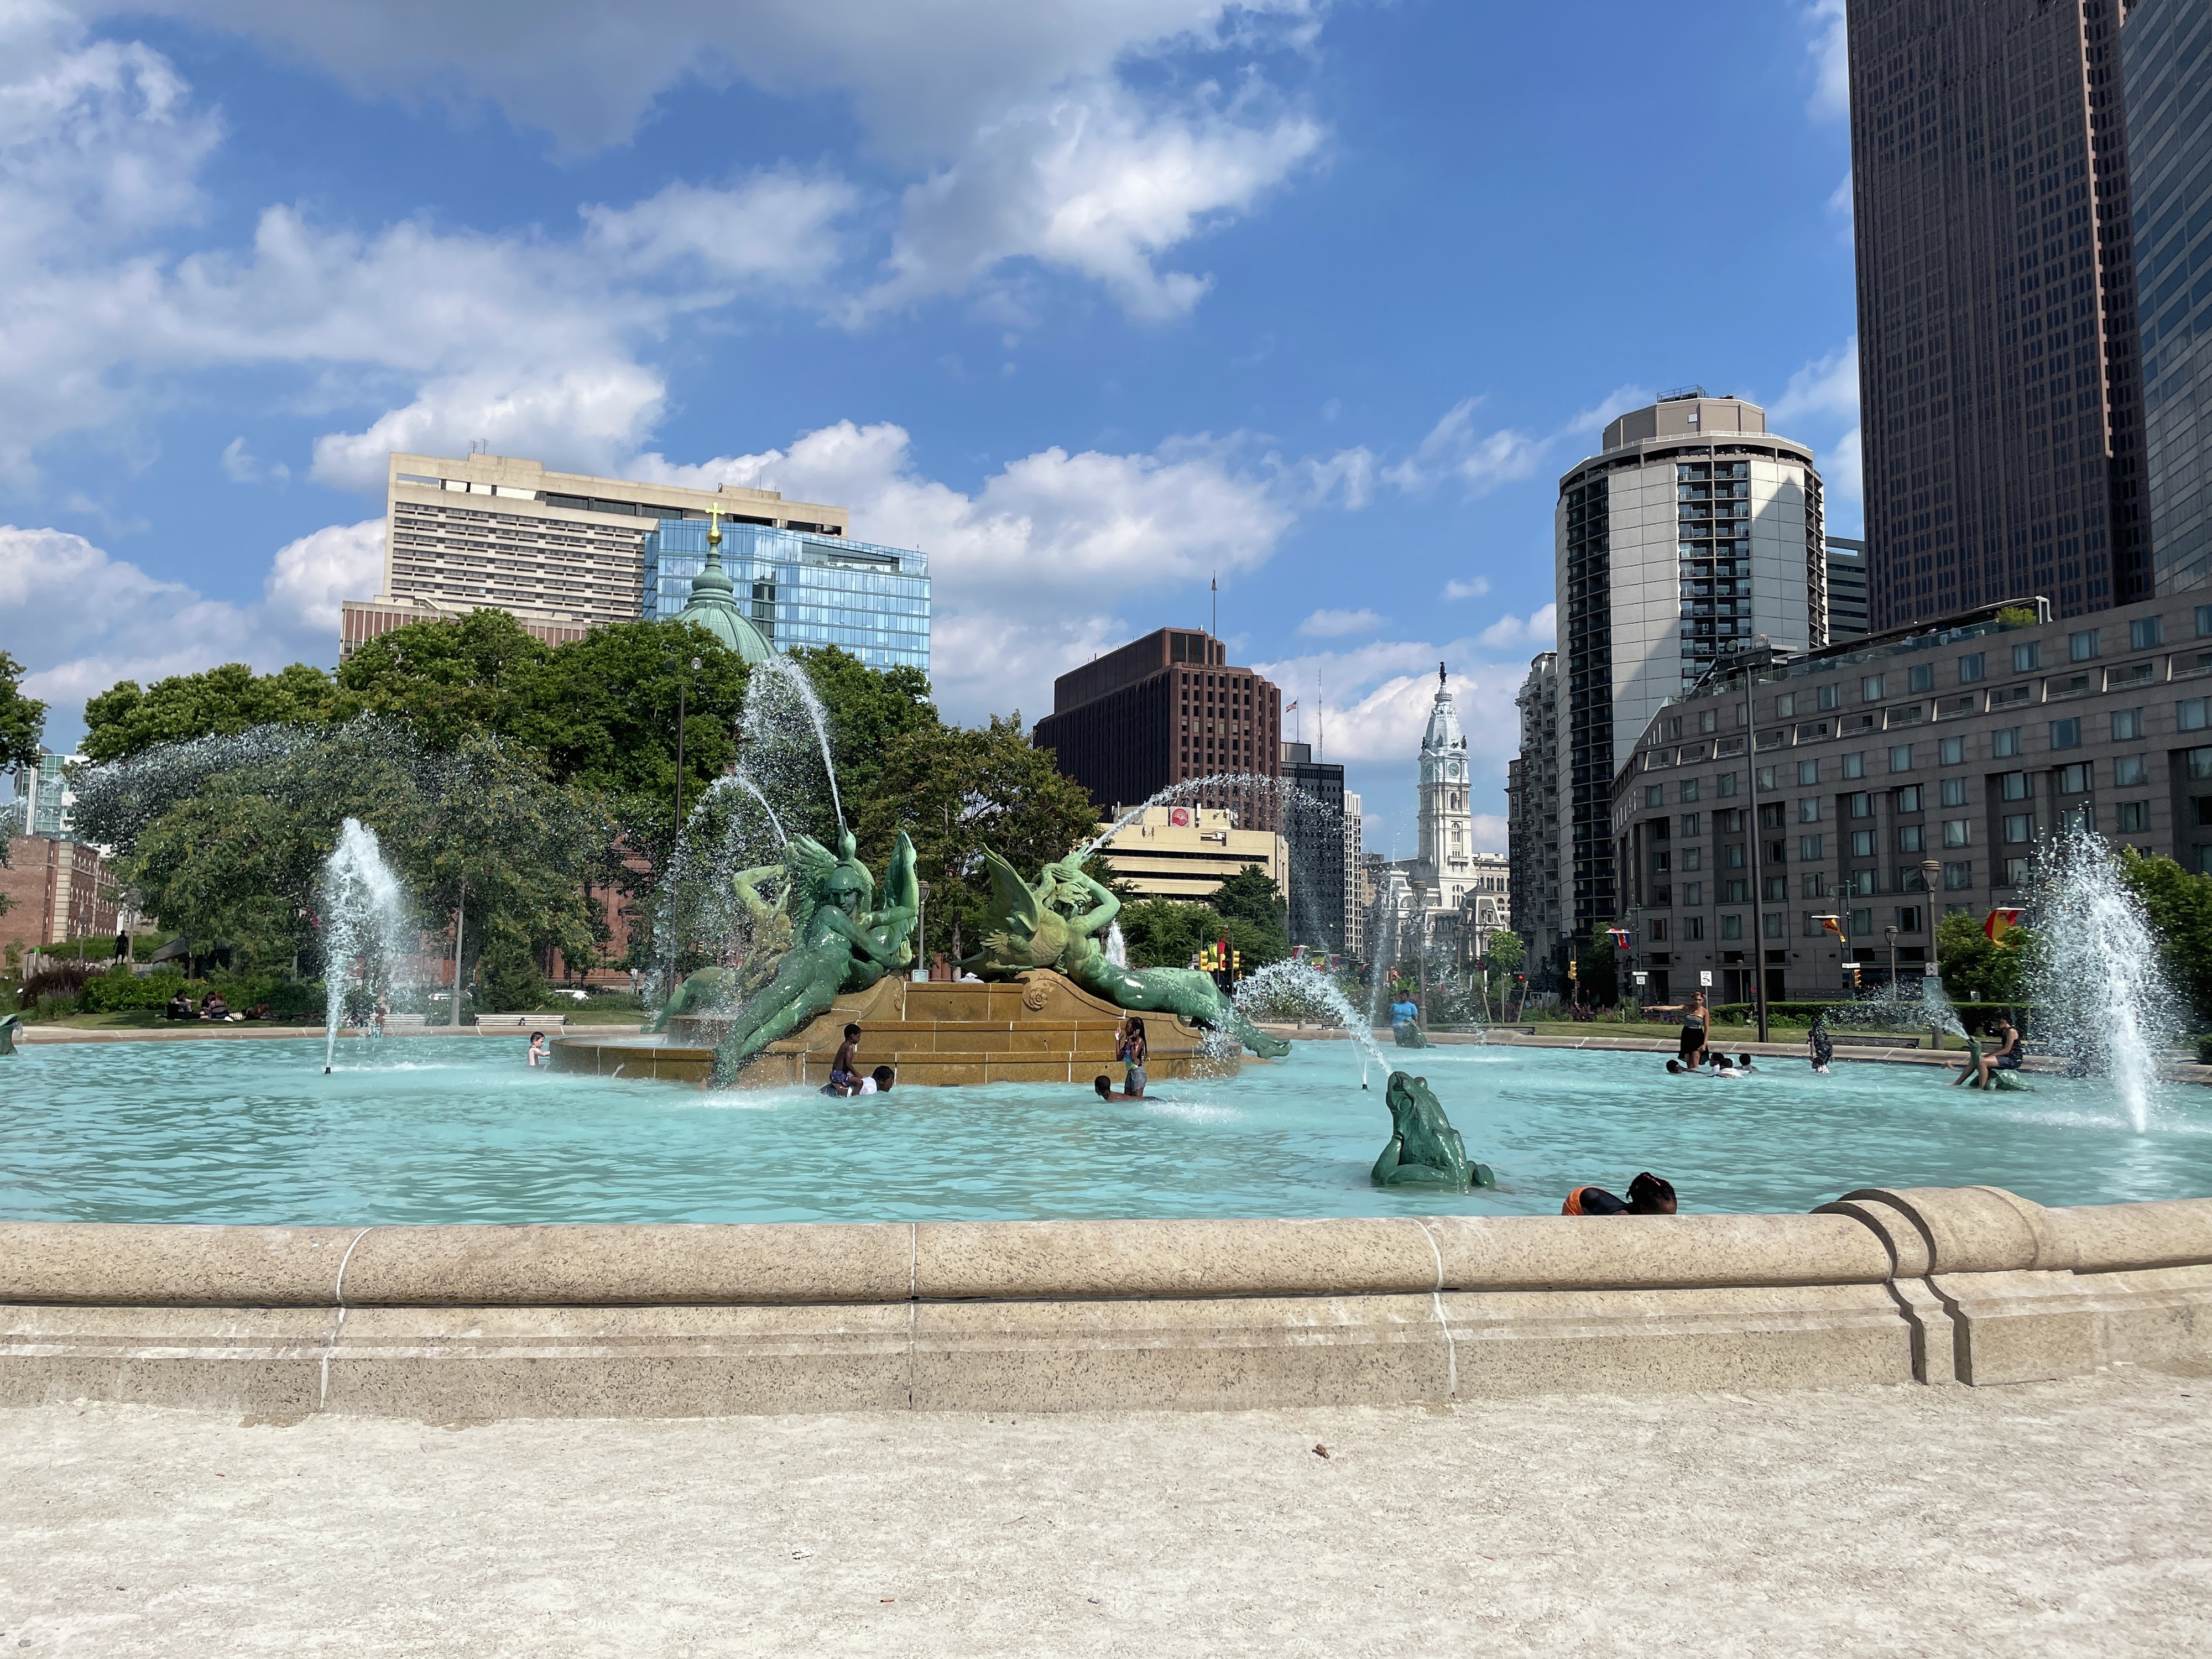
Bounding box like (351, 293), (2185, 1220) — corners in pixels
(2123, 0), (2212, 591)
(1279, 742), (1348, 953)
(1032, 627), (1283, 825)
(1827, 535), (1874, 638)
(1847, 0), (2151, 631)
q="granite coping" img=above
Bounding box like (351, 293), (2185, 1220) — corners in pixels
(3, 1190), (2206, 1309)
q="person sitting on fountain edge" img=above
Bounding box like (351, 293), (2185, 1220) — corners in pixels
(827, 1024), (863, 1094)
(1953, 1017), (2023, 1089)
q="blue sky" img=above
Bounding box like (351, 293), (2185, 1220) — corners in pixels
(0, 0), (1863, 857)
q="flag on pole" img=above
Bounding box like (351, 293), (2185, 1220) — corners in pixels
(1606, 927), (1633, 947)
(1984, 907), (2024, 945)
(1819, 914), (1844, 939)
(1284, 700), (1298, 711)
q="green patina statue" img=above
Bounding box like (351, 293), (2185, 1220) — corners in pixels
(650, 864), (797, 1034)
(1371, 1070), (1493, 1191)
(1956, 1034), (2033, 1092)
(0, 1013), (21, 1057)
(966, 852), (1289, 1059)
(712, 829), (919, 1074)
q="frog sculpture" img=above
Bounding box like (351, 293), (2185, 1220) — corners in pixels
(1371, 1070), (1494, 1191)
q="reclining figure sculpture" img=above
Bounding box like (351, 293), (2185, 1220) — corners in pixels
(709, 828), (919, 1076)
(965, 851), (1290, 1058)
(1371, 1070), (1494, 1191)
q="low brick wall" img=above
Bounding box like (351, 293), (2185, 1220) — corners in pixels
(3, 1188), (2208, 1419)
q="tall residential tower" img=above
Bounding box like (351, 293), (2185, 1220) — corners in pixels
(1554, 394), (1825, 951)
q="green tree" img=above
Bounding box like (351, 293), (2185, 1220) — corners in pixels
(2116, 847), (2212, 1022)
(855, 714), (1099, 962)
(1573, 925), (1620, 1004)
(790, 646), (938, 818)
(82, 662), (341, 763)
(1118, 897), (1282, 973)
(1934, 908), (2036, 1005)
(0, 651), (44, 773)
(1483, 929), (1525, 1004)
(1208, 864), (1290, 967)
(337, 609), (551, 749)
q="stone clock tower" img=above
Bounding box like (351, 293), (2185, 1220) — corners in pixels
(1415, 662), (1473, 909)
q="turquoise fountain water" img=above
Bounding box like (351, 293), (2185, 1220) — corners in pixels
(8, 1036), (2206, 1225)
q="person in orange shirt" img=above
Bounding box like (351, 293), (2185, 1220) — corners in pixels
(1562, 1173), (1677, 1215)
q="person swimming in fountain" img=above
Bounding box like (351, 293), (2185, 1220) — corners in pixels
(1117, 1015), (1149, 1098)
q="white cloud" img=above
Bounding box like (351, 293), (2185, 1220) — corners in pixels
(1298, 607), (1383, 638)
(635, 420), (1292, 722)
(861, 78), (1323, 321)
(1475, 604), (1556, 650)
(1806, 0), (1850, 122)
(0, 515), (380, 726)
(220, 436), (287, 485)
(1442, 576), (1489, 601)
(1381, 399), (1543, 496)
(1768, 338), (1863, 520)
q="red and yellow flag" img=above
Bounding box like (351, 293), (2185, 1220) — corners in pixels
(1819, 914), (1844, 940)
(1984, 907), (2023, 946)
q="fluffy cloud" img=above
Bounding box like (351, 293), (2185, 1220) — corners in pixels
(1805, 0), (1850, 122)
(1475, 604), (1556, 650)
(1298, 607), (1384, 638)
(1769, 336), (1864, 520)
(635, 420), (1291, 722)
(0, 516), (381, 726)
(1442, 576), (1489, 601)
(1381, 399), (1543, 496)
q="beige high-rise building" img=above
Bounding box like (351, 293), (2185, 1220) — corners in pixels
(341, 450), (852, 658)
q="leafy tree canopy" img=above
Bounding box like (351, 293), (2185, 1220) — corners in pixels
(0, 650), (45, 774)
(2116, 847), (2212, 1022)
(82, 662), (341, 764)
(1934, 908), (2036, 1005)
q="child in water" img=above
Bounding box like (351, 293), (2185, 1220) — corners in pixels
(1562, 1173), (1677, 1215)
(527, 1032), (547, 1067)
(1808, 1014), (1834, 1074)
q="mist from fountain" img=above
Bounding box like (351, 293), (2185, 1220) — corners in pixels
(319, 817), (411, 1071)
(2025, 831), (2182, 1132)
(1232, 959), (1388, 1087)
(1104, 921), (1128, 969)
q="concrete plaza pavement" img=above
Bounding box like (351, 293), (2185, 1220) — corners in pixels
(4, 1366), (2209, 1656)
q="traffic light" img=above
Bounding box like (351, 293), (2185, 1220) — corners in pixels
(1232, 949), (1243, 976)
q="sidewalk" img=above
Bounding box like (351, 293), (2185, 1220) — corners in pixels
(3, 1366), (2206, 1656)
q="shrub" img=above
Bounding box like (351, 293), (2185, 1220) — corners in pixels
(21, 961), (96, 1003)
(78, 969), (187, 1013)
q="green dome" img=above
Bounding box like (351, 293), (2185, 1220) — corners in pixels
(677, 537), (775, 664)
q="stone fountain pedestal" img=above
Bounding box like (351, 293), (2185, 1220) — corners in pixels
(549, 969), (1233, 1088)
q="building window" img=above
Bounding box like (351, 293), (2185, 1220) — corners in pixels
(2001, 772), (2031, 802)
(1721, 912), (1744, 938)
(2116, 802), (2150, 832)
(1908, 664), (1933, 693)
(1853, 828), (1876, 857)
(1851, 791), (1876, 818)
(1717, 771), (1737, 797)
(2131, 616), (2163, 650)
(1756, 766), (1777, 791)
(1817, 684), (1839, 712)
(1797, 759), (1819, 785)
(2112, 708), (2145, 741)
(1943, 820), (1971, 848)
(1958, 654), (1985, 684)
(1849, 907), (1874, 935)
(1939, 736), (1965, 765)
(1681, 813), (1701, 836)
(1861, 674), (1884, 701)
(1841, 752), (1864, 779)
(2198, 604), (2212, 639)
(2114, 755), (2148, 787)
(1943, 862), (1973, 890)
(1764, 912), (1784, 938)
(1763, 874), (1786, 902)
(1684, 916), (1705, 940)
(1683, 847), (1702, 872)
(2004, 857), (2030, 886)
(1896, 906), (1923, 932)
(1799, 798), (1822, 824)
(1890, 745), (1913, 773)
(1649, 918), (1668, 941)
(1775, 692), (1797, 718)
(1681, 778), (1700, 803)
(2013, 641), (2041, 672)
(2070, 629), (2102, 662)
(2192, 747), (2212, 781)
(2058, 763), (2091, 794)
(2062, 804), (2094, 834)
(1646, 785), (1664, 807)
(1894, 825), (1921, 854)
(1699, 709), (1718, 733)
(2049, 719), (2081, 750)
(1994, 727), (2021, 758)
(2182, 698), (2210, 733)
(1799, 834), (1823, 860)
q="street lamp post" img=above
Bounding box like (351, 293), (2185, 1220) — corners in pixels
(1921, 857), (1943, 1053)
(1885, 924), (1899, 997)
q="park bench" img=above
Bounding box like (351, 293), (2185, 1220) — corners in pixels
(473, 1014), (566, 1031)
(1828, 1032), (1921, 1048)
(384, 1013), (428, 1030)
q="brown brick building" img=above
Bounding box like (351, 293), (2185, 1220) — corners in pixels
(1033, 628), (1284, 827)
(2, 837), (120, 955)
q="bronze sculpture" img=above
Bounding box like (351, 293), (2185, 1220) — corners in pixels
(1371, 1071), (1493, 1190)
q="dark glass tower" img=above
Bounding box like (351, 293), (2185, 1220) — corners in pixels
(2123, 0), (2212, 591)
(1847, 0), (2151, 630)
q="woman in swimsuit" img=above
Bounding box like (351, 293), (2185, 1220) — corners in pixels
(1677, 993), (1709, 1070)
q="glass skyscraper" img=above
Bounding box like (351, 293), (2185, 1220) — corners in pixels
(640, 519), (931, 674)
(2125, 0), (2212, 592)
